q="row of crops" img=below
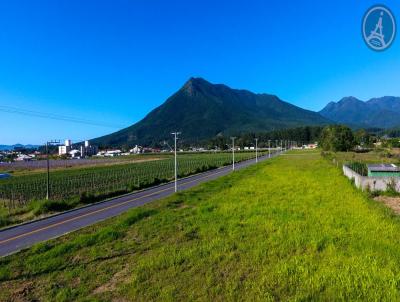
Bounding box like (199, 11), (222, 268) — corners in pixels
(0, 151), (270, 208)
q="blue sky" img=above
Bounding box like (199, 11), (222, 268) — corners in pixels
(1, 0), (400, 144)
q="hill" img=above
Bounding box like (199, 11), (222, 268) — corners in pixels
(320, 96), (400, 129)
(93, 78), (330, 146)
(0, 144), (39, 151)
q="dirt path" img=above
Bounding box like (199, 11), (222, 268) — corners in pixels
(374, 196), (400, 214)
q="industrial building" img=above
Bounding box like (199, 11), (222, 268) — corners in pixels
(58, 139), (72, 155)
(58, 139), (98, 158)
(80, 140), (98, 157)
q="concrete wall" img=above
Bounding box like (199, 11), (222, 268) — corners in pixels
(343, 165), (400, 192)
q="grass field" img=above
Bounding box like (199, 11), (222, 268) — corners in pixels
(0, 151), (266, 228)
(3, 150), (400, 300)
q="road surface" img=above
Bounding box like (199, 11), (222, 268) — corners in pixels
(0, 152), (280, 257)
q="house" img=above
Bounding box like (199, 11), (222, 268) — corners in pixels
(15, 154), (33, 161)
(367, 164), (400, 177)
(130, 145), (142, 154)
(303, 143), (318, 149)
(104, 150), (122, 157)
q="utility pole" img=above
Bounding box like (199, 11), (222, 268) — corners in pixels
(46, 142), (49, 200)
(171, 132), (181, 192)
(46, 140), (60, 200)
(231, 137), (236, 170)
(255, 138), (258, 163)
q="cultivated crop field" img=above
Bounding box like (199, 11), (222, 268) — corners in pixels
(0, 154), (167, 174)
(2, 150), (400, 300)
(0, 151), (267, 227)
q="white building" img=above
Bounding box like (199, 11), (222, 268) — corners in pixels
(69, 149), (81, 158)
(59, 139), (72, 155)
(59, 139), (97, 157)
(15, 154), (33, 161)
(104, 150), (122, 157)
(130, 145), (142, 154)
(80, 140), (98, 157)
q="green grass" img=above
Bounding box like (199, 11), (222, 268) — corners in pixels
(0, 151), (265, 228)
(2, 151), (400, 300)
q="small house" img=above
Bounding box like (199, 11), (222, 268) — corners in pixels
(367, 164), (400, 177)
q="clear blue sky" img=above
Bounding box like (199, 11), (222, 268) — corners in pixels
(1, 0), (400, 145)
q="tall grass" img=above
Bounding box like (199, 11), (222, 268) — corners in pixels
(2, 151), (400, 301)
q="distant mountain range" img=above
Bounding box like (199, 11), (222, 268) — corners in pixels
(93, 78), (331, 146)
(92, 78), (400, 146)
(0, 144), (40, 151)
(319, 96), (400, 129)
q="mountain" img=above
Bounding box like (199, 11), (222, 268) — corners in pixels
(320, 96), (400, 129)
(93, 77), (331, 146)
(0, 144), (40, 151)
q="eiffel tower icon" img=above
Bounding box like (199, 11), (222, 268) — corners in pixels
(367, 11), (387, 48)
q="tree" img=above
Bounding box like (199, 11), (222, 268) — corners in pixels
(354, 129), (372, 147)
(320, 125), (355, 152)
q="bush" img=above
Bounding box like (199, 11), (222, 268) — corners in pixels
(29, 199), (75, 216)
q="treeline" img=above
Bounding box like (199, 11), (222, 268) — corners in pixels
(319, 125), (379, 152)
(204, 126), (324, 149)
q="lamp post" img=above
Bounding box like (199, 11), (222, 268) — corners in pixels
(171, 132), (181, 192)
(255, 138), (258, 163)
(46, 140), (60, 200)
(231, 137), (236, 170)
(268, 140), (271, 158)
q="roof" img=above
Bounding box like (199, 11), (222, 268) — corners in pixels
(367, 164), (400, 172)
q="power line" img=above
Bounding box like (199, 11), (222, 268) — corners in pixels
(0, 105), (126, 129)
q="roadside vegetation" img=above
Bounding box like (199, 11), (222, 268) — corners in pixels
(3, 151), (400, 300)
(0, 151), (266, 228)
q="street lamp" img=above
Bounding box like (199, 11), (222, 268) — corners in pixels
(171, 132), (181, 192)
(46, 140), (60, 200)
(231, 137), (236, 170)
(255, 138), (258, 163)
(268, 140), (271, 158)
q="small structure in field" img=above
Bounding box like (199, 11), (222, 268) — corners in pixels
(367, 164), (400, 177)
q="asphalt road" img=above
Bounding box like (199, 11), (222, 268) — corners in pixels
(0, 152), (280, 257)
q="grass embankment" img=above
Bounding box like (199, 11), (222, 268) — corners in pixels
(2, 151), (400, 300)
